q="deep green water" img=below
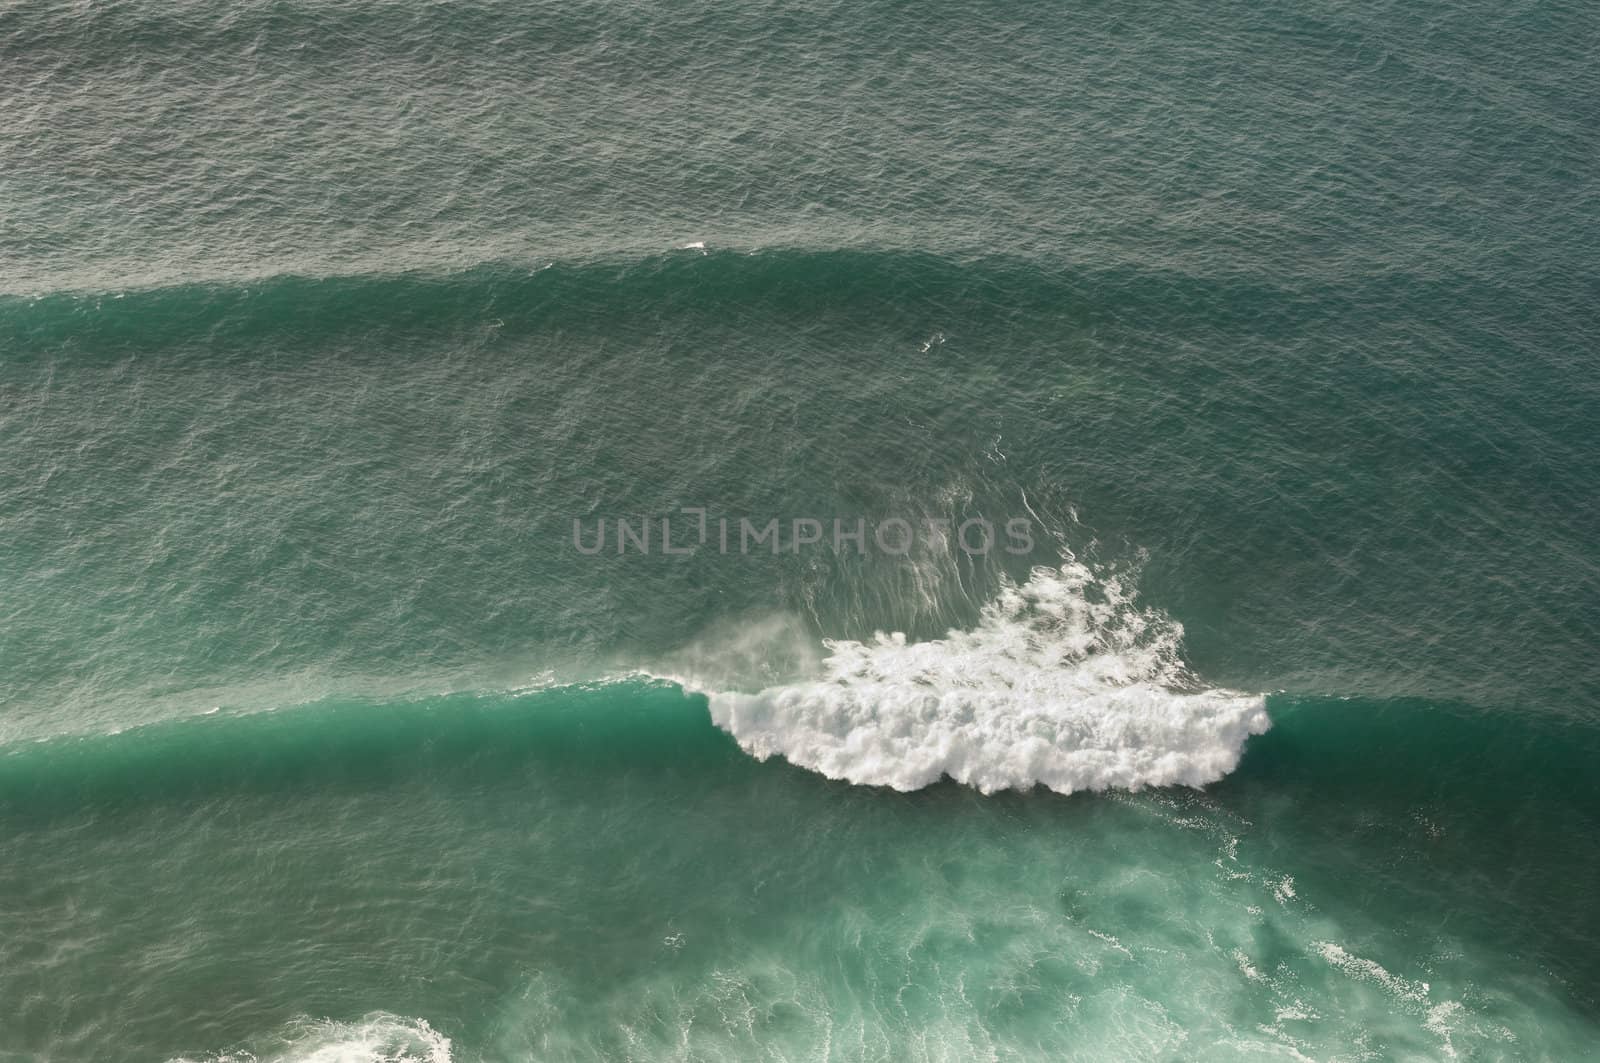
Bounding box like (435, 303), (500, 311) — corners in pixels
(3, 0), (1599, 1059)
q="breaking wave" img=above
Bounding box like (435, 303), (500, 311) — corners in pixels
(3, 558), (1272, 803)
(696, 561), (1270, 794)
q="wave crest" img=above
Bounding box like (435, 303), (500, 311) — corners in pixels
(700, 562), (1269, 794)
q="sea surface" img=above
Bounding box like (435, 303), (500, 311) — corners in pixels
(3, 0), (1599, 1059)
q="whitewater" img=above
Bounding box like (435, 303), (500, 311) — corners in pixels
(688, 561), (1270, 794)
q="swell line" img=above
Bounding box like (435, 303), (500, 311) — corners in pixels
(1, 244), (1390, 357)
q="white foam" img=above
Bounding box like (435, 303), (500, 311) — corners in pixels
(1425, 1001), (1465, 1059)
(171, 1013), (450, 1063)
(1313, 942), (1431, 1004)
(696, 561), (1270, 794)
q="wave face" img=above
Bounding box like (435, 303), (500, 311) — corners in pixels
(701, 562), (1269, 793)
(0, 247), (1292, 356)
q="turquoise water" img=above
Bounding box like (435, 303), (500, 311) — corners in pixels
(3, 0), (1599, 1059)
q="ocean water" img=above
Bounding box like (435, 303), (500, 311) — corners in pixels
(3, 0), (1599, 1059)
